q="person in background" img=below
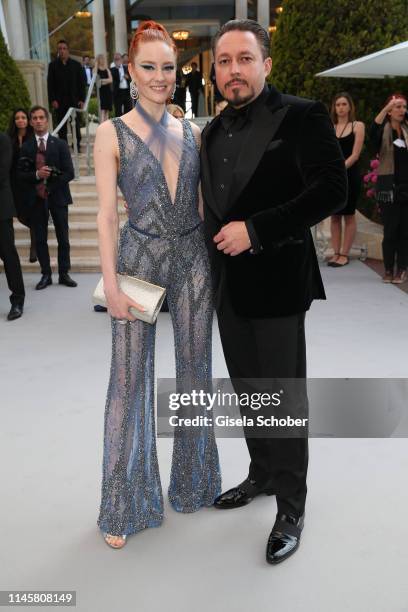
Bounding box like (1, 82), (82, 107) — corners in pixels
(111, 52), (132, 117)
(18, 106), (77, 291)
(82, 55), (93, 87)
(173, 68), (187, 112)
(7, 108), (36, 263)
(0, 132), (25, 320)
(166, 103), (185, 119)
(186, 62), (204, 118)
(370, 93), (408, 284)
(215, 99), (228, 116)
(47, 39), (86, 149)
(210, 62), (224, 114)
(94, 54), (113, 123)
(327, 92), (365, 267)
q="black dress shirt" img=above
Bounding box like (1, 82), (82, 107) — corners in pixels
(207, 84), (270, 251)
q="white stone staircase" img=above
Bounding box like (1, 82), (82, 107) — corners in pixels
(3, 127), (128, 273)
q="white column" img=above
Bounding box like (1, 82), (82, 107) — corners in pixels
(257, 0), (270, 31)
(113, 0), (128, 54)
(235, 0), (248, 20)
(92, 0), (107, 57)
(4, 0), (30, 59)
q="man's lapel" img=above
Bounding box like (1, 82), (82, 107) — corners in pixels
(226, 86), (290, 213)
(200, 115), (223, 220)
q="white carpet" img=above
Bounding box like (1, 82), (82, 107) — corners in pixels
(1, 261), (408, 612)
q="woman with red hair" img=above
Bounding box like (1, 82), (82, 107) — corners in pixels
(370, 93), (408, 283)
(94, 21), (221, 549)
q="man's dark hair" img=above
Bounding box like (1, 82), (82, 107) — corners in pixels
(191, 61), (198, 67)
(29, 105), (49, 119)
(57, 39), (68, 47)
(83, 55), (90, 60)
(211, 19), (270, 60)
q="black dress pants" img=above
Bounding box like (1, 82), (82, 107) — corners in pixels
(190, 91), (200, 117)
(32, 198), (70, 276)
(381, 192), (408, 271)
(113, 90), (132, 117)
(216, 290), (308, 518)
(0, 218), (25, 306)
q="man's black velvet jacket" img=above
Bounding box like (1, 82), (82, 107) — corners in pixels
(200, 84), (348, 318)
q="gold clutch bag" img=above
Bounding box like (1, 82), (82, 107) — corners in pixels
(92, 274), (166, 325)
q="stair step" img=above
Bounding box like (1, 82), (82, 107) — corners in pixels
(13, 221), (125, 241)
(15, 237), (100, 258)
(9, 256), (102, 273)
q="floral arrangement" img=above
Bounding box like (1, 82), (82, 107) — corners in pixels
(363, 158), (380, 199)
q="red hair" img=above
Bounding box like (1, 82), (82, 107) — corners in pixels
(129, 20), (177, 63)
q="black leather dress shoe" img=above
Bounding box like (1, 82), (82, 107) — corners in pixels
(94, 305), (108, 312)
(214, 478), (275, 509)
(58, 273), (77, 287)
(266, 512), (305, 564)
(7, 304), (24, 321)
(36, 275), (52, 290)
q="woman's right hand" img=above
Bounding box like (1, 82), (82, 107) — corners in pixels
(105, 288), (146, 322)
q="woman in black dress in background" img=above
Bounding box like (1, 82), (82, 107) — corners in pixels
(328, 93), (365, 267)
(7, 109), (36, 262)
(94, 54), (113, 123)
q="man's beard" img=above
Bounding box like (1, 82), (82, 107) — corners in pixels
(223, 83), (256, 107)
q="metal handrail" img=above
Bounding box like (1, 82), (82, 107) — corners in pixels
(51, 71), (99, 180)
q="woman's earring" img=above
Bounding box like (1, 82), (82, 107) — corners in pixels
(130, 80), (139, 101)
(171, 84), (177, 100)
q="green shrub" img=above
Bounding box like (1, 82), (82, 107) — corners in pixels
(0, 30), (31, 132)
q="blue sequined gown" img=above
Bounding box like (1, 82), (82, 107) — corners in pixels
(97, 115), (221, 537)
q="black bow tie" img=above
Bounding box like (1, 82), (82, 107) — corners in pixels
(220, 103), (250, 131)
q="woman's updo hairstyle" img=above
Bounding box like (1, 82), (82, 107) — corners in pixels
(129, 20), (178, 63)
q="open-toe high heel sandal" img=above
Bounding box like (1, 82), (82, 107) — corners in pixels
(327, 253), (339, 267)
(103, 533), (127, 549)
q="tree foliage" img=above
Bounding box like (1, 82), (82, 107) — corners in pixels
(270, 0), (408, 221)
(46, 0), (93, 59)
(0, 30), (31, 132)
(270, 0), (408, 127)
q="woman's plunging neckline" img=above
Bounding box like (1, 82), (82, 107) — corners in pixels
(117, 116), (186, 207)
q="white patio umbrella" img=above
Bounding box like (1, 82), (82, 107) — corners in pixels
(316, 40), (408, 79)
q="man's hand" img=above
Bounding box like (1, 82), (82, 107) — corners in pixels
(213, 221), (251, 256)
(37, 166), (52, 179)
(51, 100), (59, 109)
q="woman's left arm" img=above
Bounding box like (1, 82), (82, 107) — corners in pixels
(345, 121), (365, 169)
(105, 69), (113, 85)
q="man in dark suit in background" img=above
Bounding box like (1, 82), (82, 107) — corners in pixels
(186, 62), (204, 117)
(82, 55), (93, 87)
(0, 132), (25, 320)
(111, 52), (132, 117)
(48, 40), (86, 148)
(19, 106), (77, 291)
(200, 20), (347, 564)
